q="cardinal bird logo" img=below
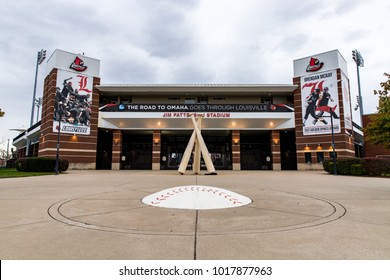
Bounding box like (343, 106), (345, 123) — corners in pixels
(70, 56), (88, 72)
(306, 57), (324, 72)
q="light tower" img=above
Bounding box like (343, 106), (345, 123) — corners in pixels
(352, 49), (364, 157)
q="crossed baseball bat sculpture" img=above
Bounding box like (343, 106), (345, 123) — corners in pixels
(178, 114), (217, 175)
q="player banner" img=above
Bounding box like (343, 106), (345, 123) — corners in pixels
(53, 69), (93, 135)
(341, 72), (353, 132)
(300, 69), (340, 135)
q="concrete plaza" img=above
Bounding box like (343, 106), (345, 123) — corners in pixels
(0, 170), (389, 259)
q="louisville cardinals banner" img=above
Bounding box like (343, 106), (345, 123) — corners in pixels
(53, 69), (93, 135)
(341, 72), (353, 132)
(300, 69), (341, 135)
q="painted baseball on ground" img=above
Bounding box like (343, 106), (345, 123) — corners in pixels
(142, 185), (252, 210)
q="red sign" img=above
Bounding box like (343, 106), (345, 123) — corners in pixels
(70, 56), (88, 72)
(306, 57), (324, 72)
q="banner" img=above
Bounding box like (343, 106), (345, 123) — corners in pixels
(300, 69), (340, 135)
(53, 69), (93, 135)
(341, 72), (353, 132)
(100, 103), (294, 113)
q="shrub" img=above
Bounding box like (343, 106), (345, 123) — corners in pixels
(350, 164), (367, 176)
(323, 159), (330, 172)
(59, 158), (69, 172)
(15, 158), (28, 171)
(324, 158), (363, 175)
(364, 157), (390, 176)
(328, 161), (334, 174)
(323, 157), (390, 177)
(15, 157), (69, 172)
(336, 158), (365, 175)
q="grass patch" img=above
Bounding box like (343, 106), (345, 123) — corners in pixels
(0, 168), (53, 178)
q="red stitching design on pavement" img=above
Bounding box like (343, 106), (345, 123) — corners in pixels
(148, 186), (244, 206)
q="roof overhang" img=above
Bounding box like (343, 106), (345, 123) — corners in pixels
(95, 84), (298, 97)
(98, 111), (295, 130)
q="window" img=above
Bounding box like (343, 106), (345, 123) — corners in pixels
(185, 97), (196, 104)
(304, 152), (312, 163)
(261, 96), (273, 104)
(121, 97), (132, 104)
(317, 152), (324, 163)
(198, 97), (208, 104)
(107, 97), (118, 104)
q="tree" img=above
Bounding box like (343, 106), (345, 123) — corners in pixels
(364, 73), (390, 149)
(0, 108), (4, 117)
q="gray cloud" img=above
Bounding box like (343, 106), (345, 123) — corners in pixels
(0, 0), (389, 146)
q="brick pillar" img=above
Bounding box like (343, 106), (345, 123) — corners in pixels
(271, 131), (281, 170)
(152, 130), (161, 171)
(38, 69), (100, 169)
(232, 130), (240, 171)
(112, 130), (122, 170)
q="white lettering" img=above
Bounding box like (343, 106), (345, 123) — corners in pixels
(139, 105), (156, 110)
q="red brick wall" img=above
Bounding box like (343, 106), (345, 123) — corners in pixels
(38, 68), (100, 168)
(293, 69), (355, 169)
(363, 114), (390, 158)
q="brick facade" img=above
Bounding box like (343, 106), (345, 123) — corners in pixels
(38, 68), (101, 169)
(363, 114), (390, 158)
(293, 69), (355, 170)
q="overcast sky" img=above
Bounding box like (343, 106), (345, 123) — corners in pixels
(1, 0), (389, 152)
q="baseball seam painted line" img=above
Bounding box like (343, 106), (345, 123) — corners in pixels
(149, 187), (243, 205)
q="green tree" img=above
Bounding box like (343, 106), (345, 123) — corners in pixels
(0, 108), (4, 117)
(364, 73), (390, 149)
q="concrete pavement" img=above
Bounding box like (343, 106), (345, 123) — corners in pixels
(0, 170), (389, 259)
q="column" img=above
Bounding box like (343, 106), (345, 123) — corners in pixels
(271, 130), (281, 170)
(232, 130), (241, 171)
(112, 130), (122, 170)
(152, 130), (161, 171)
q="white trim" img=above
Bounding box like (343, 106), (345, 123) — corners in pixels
(39, 148), (96, 153)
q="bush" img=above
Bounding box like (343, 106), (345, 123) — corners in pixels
(324, 158), (364, 175)
(323, 159), (330, 172)
(15, 157), (69, 172)
(350, 164), (367, 176)
(59, 158), (69, 172)
(336, 158), (365, 175)
(364, 157), (390, 176)
(328, 161), (334, 174)
(323, 157), (390, 177)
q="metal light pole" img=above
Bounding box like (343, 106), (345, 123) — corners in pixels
(26, 49), (46, 157)
(30, 50), (46, 127)
(329, 108), (337, 175)
(54, 98), (62, 175)
(54, 117), (61, 175)
(7, 139), (10, 160)
(352, 49), (365, 157)
(35, 97), (42, 123)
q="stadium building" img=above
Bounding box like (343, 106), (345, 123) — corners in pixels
(13, 49), (363, 171)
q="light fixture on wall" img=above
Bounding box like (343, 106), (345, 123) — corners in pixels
(113, 139), (119, 145)
(273, 138), (280, 146)
(233, 138), (239, 145)
(154, 138), (160, 145)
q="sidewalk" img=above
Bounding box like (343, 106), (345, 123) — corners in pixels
(0, 170), (389, 259)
